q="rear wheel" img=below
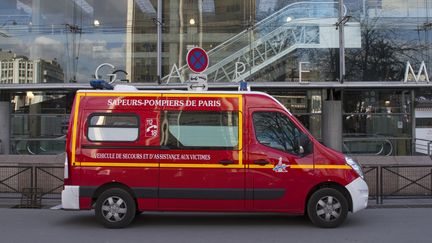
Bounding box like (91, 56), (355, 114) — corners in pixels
(307, 188), (348, 228)
(95, 188), (136, 228)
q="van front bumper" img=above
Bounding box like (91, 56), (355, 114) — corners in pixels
(345, 177), (369, 213)
(61, 185), (80, 210)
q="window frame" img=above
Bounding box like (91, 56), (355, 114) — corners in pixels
(161, 110), (240, 150)
(252, 111), (304, 155)
(86, 113), (140, 143)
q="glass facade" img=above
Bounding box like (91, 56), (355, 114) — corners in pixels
(271, 90), (323, 140)
(1, 1), (432, 155)
(9, 91), (72, 155)
(0, 0), (431, 83)
(342, 90), (413, 155)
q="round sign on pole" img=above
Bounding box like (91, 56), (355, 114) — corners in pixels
(186, 47), (209, 73)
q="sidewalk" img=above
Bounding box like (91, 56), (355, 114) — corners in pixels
(0, 197), (60, 209)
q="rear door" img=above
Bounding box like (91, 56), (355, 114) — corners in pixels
(246, 108), (314, 211)
(76, 94), (161, 210)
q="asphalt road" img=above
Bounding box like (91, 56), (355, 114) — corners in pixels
(0, 208), (432, 243)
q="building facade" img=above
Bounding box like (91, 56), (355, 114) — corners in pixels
(1, 0), (432, 157)
(0, 51), (64, 84)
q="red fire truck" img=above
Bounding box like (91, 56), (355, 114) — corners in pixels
(62, 89), (368, 228)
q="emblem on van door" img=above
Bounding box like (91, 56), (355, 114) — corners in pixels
(145, 118), (158, 137)
(273, 157), (289, 173)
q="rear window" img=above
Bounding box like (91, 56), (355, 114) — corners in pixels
(161, 111), (239, 149)
(87, 114), (139, 142)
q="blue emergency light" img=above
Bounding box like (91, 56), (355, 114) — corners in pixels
(239, 80), (249, 91)
(90, 79), (114, 90)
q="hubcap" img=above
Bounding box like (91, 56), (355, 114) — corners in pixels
(315, 196), (342, 222)
(101, 196), (127, 222)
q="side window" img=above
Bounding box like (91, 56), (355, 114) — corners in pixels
(161, 111), (239, 149)
(253, 111), (302, 154)
(87, 114), (139, 142)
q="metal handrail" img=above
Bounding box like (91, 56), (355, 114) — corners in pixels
(0, 165), (63, 207)
(0, 166), (33, 195)
(35, 167), (64, 197)
(10, 135), (66, 155)
(379, 165), (432, 204)
(1, 165), (432, 206)
(362, 165), (379, 204)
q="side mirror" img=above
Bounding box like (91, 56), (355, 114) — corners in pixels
(298, 145), (305, 154)
(298, 133), (311, 155)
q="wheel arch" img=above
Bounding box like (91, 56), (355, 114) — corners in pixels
(305, 181), (353, 212)
(91, 182), (138, 207)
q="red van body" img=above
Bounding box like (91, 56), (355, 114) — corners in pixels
(62, 89), (368, 228)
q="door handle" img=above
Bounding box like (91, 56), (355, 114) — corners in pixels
(253, 160), (270, 165)
(219, 160), (235, 165)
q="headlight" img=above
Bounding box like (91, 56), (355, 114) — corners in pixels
(345, 156), (364, 179)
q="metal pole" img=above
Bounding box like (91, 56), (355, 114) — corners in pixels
(379, 165), (383, 204)
(198, 0), (203, 47)
(427, 142), (431, 156)
(339, 0), (345, 83)
(375, 167), (379, 205)
(157, 0), (162, 81)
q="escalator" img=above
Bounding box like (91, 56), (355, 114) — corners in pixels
(163, 1), (357, 83)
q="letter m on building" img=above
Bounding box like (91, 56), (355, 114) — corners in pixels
(404, 61), (429, 83)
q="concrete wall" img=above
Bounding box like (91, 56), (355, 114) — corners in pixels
(0, 154), (64, 165)
(353, 156), (432, 166)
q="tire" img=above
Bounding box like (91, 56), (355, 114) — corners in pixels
(307, 188), (348, 228)
(95, 188), (136, 228)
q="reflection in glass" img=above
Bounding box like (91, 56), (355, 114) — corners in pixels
(343, 90), (411, 114)
(162, 111), (239, 149)
(9, 91), (72, 154)
(253, 111), (304, 154)
(342, 89), (413, 155)
(0, 1), (431, 83)
(0, 0), (430, 157)
(271, 90), (322, 139)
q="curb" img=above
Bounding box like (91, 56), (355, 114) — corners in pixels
(367, 204), (432, 209)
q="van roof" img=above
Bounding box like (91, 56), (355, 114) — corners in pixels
(76, 89), (292, 115)
(77, 89), (269, 96)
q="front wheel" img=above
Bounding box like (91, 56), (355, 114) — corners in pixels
(307, 188), (348, 228)
(95, 188), (136, 228)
